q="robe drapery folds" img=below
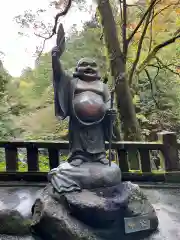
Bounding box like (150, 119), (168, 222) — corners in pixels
(52, 51), (72, 119)
(52, 68), (71, 119)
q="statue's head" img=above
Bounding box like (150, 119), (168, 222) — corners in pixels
(73, 58), (100, 81)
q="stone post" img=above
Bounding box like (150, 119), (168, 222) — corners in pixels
(158, 131), (179, 171)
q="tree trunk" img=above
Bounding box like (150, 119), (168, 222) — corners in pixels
(97, 0), (142, 141)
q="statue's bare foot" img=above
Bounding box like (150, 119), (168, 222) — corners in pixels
(69, 159), (83, 167)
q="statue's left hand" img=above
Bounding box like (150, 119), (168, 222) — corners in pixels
(56, 23), (66, 55)
(52, 24), (66, 58)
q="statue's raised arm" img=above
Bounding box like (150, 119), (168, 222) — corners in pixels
(52, 24), (72, 119)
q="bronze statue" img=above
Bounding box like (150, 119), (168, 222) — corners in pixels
(51, 23), (116, 167)
(48, 23), (119, 194)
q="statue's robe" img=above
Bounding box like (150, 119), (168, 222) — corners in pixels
(49, 53), (115, 194)
(52, 53), (111, 161)
(53, 62), (71, 120)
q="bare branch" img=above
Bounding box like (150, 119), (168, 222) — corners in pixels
(149, 1), (180, 25)
(34, 39), (46, 64)
(148, 8), (154, 53)
(100, 33), (103, 40)
(147, 65), (162, 94)
(174, 28), (180, 36)
(119, 0), (123, 28)
(52, 0), (72, 34)
(122, 0), (127, 59)
(155, 57), (180, 76)
(145, 69), (160, 109)
(129, 2), (153, 85)
(35, 0), (72, 59)
(127, 0), (159, 44)
(152, 64), (160, 83)
(138, 32), (180, 73)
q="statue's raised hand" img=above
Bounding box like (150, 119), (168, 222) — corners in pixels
(52, 23), (65, 57)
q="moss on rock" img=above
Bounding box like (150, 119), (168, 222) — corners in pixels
(0, 209), (31, 235)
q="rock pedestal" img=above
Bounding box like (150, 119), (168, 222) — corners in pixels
(31, 181), (158, 240)
(0, 209), (31, 236)
(0, 187), (40, 236)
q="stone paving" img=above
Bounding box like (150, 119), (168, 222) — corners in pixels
(0, 184), (180, 240)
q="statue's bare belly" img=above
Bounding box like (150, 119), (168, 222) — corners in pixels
(73, 91), (106, 123)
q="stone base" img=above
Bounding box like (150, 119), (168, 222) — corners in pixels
(31, 182), (158, 240)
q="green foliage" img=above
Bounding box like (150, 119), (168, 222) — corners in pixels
(121, 0), (180, 140)
(0, 63), (22, 140)
(134, 65), (180, 139)
(2, 3), (180, 144)
(6, 21), (107, 141)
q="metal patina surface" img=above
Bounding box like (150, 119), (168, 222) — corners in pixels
(0, 184), (180, 240)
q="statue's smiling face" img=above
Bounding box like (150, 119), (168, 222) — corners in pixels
(76, 58), (99, 80)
